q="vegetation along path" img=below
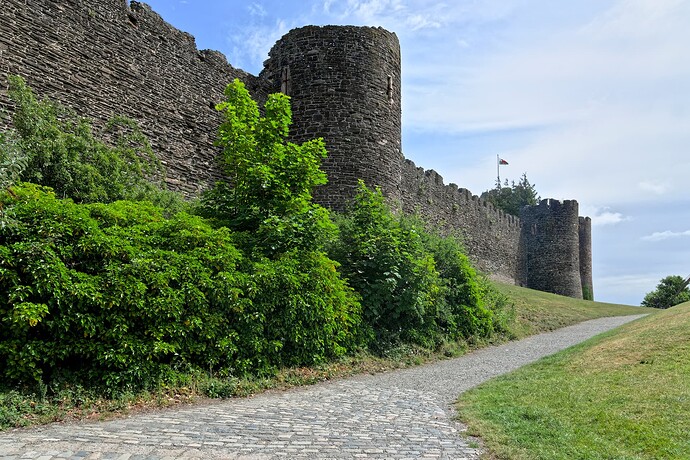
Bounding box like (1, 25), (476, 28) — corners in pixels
(0, 315), (645, 460)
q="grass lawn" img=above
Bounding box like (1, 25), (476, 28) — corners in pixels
(493, 283), (650, 338)
(456, 301), (690, 460)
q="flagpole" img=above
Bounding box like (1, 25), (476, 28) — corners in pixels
(496, 156), (508, 186)
(496, 154), (500, 186)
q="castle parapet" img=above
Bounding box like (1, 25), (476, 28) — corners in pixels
(0, 3), (594, 300)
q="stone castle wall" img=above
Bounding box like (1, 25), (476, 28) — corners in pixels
(401, 160), (523, 284)
(0, 0), (269, 196)
(0, 0), (593, 298)
(579, 217), (594, 300)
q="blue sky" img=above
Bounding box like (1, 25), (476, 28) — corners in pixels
(142, 0), (690, 306)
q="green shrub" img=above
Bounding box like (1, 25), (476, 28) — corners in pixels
(0, 183), (362, 391)
(0, 129), (27, 191)
(331, 182), (512, 349)
(419, 228), (495, 339)
(0, 184), (248, 390)
(237, 251), (362, 373)
(197, 79), (362, 371)
(477, 276), (515, 337)
(199, 79), (336, 257)
(5, 75), (182, 210)
(0, 78), (362, 394)
(330, 182), (444, 348)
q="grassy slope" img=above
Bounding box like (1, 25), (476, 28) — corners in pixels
(457, 300), (690, 460)
(493, 283), (649, 338)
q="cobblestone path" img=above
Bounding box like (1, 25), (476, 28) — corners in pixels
(0, 315), (644, 460)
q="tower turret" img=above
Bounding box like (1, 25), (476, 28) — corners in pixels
(521, 199), (584, 298)
(579, 216), (594, 300)
(261, 25), (403, 211)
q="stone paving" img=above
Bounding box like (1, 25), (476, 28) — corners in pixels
(0, 315), (645, 459)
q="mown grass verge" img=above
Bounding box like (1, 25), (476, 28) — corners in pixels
(492, 283), (650, 338)
(456, 301), (688, 460)
(0, 283), (648, 431)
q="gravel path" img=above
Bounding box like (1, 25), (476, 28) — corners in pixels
(0, 315), (645, 460)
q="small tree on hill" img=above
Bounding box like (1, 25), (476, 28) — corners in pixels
(481, 173), (539, 216)
(641, 275), (690, 309)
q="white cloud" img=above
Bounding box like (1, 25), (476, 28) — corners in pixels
(405, 14), (441, 31)
(322, 0), (335, 14)
(595, 273), (663, 305)
(320, 0), (448, 31)
(327, 0), (402, 22)
(588, 209), (631, 227)
(248, 3), (268, 18)
(397, 0), (690, 207)
(228, 19), (290, 72)
(583, 0), (689, 41)
(641, 230), (690, 242)
(597, 273), (660, 291)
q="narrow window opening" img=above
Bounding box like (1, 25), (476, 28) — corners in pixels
(386, 75), (393, 103)
(280, 66), (291, 95)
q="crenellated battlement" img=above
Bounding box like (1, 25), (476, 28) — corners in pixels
(0, 1), (593, 299)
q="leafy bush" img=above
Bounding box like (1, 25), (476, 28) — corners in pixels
(641, 275), (690, 309)
(0, 129), (27, 191)
(331, 182), (511, 349)
(477, 276), (515, 337)
(239, 251), (361, 372)
(330, 182), (444, 348)
(419, 228), (495, 340)
(196, 79), (363, 369)
(0, 184), (245, 389)
(5, 75), (182, 210)
(196, 79), (365, 365)
(0, 184), (360, 391)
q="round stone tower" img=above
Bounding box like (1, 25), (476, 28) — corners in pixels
(261, 25), (403, 211)
(578, 216), (594, 300)
(521, 199), (584, 299)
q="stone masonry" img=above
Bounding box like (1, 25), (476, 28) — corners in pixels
(261, 25), (403, 211)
